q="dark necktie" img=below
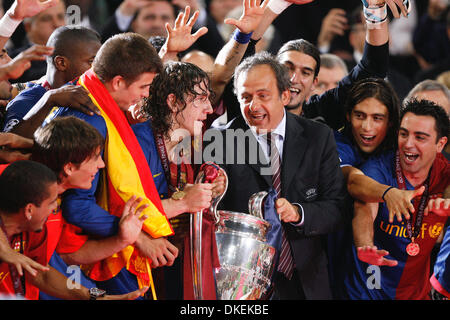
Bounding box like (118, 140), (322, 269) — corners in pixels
(266, 132), (295, 280)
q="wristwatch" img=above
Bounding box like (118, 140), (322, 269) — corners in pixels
(89, 287), (106, 300)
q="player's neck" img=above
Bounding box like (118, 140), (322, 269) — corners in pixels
(403, 164), (433, 188)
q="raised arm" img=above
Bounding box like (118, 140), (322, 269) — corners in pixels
(0, 0), (57, 50)
(346, 166), (425, 223)
(211, 0), (271, 105)
(158, 6), (208, 63)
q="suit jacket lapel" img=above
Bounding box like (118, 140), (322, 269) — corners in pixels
(281, 113), (307, 196)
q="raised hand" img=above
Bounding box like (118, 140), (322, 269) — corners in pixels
(317, 8), (348, 48)
(384, 186), (425, 223)
(8, 0), (58, 21)
(163, 6), (208, 55)
(357, 246), (398, 267)
(224, 0), (270, 34)
(118, 196), (149, 245)
(364, 0), (410, 18)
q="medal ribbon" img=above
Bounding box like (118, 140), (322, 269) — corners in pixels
(154, 132), (185, 194)
(394, 150), (431, 240)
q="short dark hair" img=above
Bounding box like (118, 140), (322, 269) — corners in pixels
(401, 98), (449, 142)
(277, 39), (321, 78)
(93, 32), (163, 85)
(344, 78), (401, 156)
(46, 25), (101, 64)
(143, 61), (211, 138)
(32, 116), (104, 180)
(0, 160), (57, 214)
(234, 51), (291, 97)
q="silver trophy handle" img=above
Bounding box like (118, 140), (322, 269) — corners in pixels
(248, 191), (268, 220)
(190, 163), (228, 300)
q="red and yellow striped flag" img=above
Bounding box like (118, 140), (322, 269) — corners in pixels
(78, 69), (173, 291)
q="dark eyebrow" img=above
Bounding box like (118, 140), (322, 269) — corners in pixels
(399, 127), (431, 137)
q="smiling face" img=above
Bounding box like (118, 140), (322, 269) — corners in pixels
(277, 50), (317, 110)
(63, 147), (105, 191)
(348, 97), (390, 154)
(398, 112), (447, 179)
(236, 64), (290, 133)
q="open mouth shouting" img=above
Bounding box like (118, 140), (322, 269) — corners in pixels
(402, 151), (420, 164)
(289, 86), (301, 100)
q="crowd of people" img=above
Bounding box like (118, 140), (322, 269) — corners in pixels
(0, 0), (448, 301)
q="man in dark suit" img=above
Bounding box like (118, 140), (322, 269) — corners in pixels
(209, 52), (347, 299)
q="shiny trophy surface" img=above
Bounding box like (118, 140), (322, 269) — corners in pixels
(190, 163), (276, 300)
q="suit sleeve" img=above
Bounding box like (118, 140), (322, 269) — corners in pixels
(292, 128), (347, 237)
(303, 41), (389, 130)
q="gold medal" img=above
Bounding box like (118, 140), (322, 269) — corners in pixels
(171, 190), (186, 200)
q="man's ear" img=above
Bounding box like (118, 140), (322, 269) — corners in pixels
(110, 75), (126, 92)
(281, 89), (291, 106)
(62, 162), (74, 178)
(311, 76), (318, 93)
(53, 55), (68, 71)
(437, 136), (448, 153)
(23, 203), (34, 221)
(166, 93), (178, 113)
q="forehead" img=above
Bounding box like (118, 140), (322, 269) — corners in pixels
(278, 50), (317, 71)
(237, 64), (277, 93)
(353, 97), (389, 115)
(400, 112), (437, 135)
(72, 40), (101, 59)
(129, 72), (157, 86)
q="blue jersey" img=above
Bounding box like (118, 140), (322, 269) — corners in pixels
(334, 131), (364, 168)
(344, 151), (449, 300)
(45, 106), (144, 296)
(3, 82), (46, 132)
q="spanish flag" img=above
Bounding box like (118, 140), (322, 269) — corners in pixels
(78, 69), (174, 292)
